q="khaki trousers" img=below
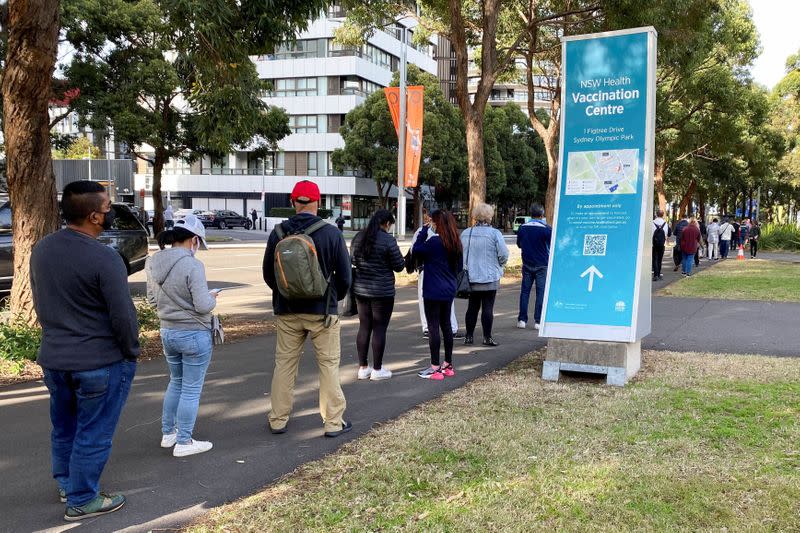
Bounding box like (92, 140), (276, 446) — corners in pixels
(269, 314), (346, 433)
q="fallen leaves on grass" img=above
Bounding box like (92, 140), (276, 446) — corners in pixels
(189, 350), (800, 532)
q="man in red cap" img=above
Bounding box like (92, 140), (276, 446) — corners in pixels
(263, 180), (353, 437)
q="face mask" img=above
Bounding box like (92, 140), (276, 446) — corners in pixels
(100, 208), (115, 230)
(190, 237), (200, 256)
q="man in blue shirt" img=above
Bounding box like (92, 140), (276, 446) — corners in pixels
(516, 204), (552, 330)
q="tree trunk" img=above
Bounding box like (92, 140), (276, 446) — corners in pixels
(151, 148), (167, 235)
(698, 190), (706, 222)
(527, 64), (560, 224)
(373, 175), (386, 209)
(678, 180), (696, 218)
(464, 110), (487, 220)
(654, 157), (667, 214)
(2, 0), (61, 324)
(543, 137), (558, 223)
(448, 0), (502, 223)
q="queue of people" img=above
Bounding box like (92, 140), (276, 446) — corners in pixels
(653, 211), (762, 278)
(31, 179), (553, 522)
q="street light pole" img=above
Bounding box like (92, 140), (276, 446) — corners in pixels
(396, 26), (407, 240)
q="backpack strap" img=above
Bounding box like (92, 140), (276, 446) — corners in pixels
(302, 219), (329, 236)
(275, 222), (286, 240)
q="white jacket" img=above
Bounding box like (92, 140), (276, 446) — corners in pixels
(707, 222), (720, 243)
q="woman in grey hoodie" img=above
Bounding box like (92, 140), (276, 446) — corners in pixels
(146, 214), (218, 457)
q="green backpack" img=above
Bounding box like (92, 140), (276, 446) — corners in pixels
(274, 220), (330, 300)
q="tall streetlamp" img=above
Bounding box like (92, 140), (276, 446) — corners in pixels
(395, 24), (408, 240)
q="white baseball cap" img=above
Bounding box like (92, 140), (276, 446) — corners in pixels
(175, 214), (208, 250)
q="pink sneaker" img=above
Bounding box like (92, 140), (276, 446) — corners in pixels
(418, 366), (444, 380)
(440, 363), (455, 377)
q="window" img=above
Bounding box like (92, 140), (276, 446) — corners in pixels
(110, 205), (143, 231)
(247, 152), (275, 174)
(328, 153), (355, 176)
(329, 41), (397, 70)
(289, 115), (320, 134)
(327, 1), (346, 18)
(272, 77), (320, 97)
(308, 152), (318, 176)
(339, 76), (381, 97)
(165, 157), (190, 175)
(328, 114), (343, 133)
(273, 39), (325, 59)
(275, 152), (285, 175)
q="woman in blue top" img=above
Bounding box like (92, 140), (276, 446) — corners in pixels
(412, 209), (462, 380)
(461, 203), (509, 346)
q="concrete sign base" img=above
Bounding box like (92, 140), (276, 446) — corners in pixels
(542, 338), (641, 387)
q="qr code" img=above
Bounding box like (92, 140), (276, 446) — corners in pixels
(583, 234), (607, 256)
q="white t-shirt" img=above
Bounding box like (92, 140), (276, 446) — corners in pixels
(719, 222), (733, 241)
(652, 217), (668, 240)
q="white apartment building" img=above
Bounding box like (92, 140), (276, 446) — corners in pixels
(467, 58), (554, 117)
(133, 7), (439, 229)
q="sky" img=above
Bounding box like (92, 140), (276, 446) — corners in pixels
(749, 0), (800, 89)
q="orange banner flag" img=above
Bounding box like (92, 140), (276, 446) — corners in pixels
(384, 86), (424, 188)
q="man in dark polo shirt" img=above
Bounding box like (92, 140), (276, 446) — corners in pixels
(31, 180), (140, 522)
(516, 204), (552, 331)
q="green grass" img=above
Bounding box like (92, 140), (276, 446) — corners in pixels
(189, 351), (800, 532)
(660, 259), (800, 302)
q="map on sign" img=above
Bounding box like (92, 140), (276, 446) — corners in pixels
(565, 149), (639, 195)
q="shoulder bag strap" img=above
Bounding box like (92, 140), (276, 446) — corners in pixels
(466, 227), (473, 265)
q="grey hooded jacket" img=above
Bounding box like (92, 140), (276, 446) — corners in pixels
(145, 247), (216, 330)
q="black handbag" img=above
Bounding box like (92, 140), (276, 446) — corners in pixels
(455, 228), (473, 299)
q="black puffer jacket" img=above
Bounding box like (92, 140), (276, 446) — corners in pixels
(351, 229), (405, 298)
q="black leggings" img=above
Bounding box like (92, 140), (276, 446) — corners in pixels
(465, 290), (497, 338)
(356, 296), (394, 370)
(424, 299), (454, 366)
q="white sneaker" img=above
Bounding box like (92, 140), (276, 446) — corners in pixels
(160, 432), (177, 448)
(534, 323), (541, 330)
(370, 368), (392, 380)
(357, 367), (372, 380)
(173, 439), (213, 457)
(517, 320), (527, 329)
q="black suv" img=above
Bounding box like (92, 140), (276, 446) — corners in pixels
(0, 202), (149, 294)
(201, 209), (252, 230)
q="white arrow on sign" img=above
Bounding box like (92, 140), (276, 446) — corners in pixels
(580, 265), (604, 292)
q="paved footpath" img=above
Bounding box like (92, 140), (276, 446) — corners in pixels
(2, 257), (800, 532)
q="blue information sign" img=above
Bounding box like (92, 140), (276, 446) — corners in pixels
(541, 27), (657, 343)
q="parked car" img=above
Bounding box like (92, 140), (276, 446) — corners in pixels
(200, 209), (252, 230)
(174, 208), (205, 220)
(512, 216), (533, 234)
(0, 202), (148, 294)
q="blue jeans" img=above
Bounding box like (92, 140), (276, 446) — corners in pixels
(519, 264), (548, 324)
(161, 329), (213, 444)
(720, 240), (730, 258)
(43, 359), (136, 507)
(682, 253), (695, 275)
